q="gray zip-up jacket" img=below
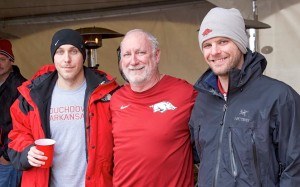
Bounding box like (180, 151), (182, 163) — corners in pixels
(189, 49), (300, 187)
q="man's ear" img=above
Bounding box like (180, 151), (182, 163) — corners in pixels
(116, 46), (128, 82)
(155, 49), (161, 63)
(117, 46), (121, 63)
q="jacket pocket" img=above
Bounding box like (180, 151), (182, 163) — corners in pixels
(228, 123), (260, 186)
(250, 129), (262, 187)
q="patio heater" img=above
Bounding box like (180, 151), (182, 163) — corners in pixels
(245, 0), (271, 52)
(76, 27), (124, 68)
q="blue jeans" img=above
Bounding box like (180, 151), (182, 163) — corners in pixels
(0, 163), (22, 187)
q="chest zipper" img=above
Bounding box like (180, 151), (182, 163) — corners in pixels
(251, 129), (262, 187)
(229, 130), (238, 181)
(213, 104), (227, 187)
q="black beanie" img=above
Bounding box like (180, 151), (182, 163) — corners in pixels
(50, 29), (86, 62)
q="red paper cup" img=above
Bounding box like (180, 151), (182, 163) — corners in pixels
(34, 138), (56, 168)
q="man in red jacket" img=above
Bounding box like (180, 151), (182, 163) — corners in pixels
(8, 29), (118, 186)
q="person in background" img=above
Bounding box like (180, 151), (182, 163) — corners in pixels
(8, 29), (119, 187)
(0, 39), (26, 187)
(111, 29), (197, 186)
(190, 7), (300, 187)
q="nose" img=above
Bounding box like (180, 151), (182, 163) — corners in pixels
(211, 44), (221, 55)
(63, 52), (71, 63)
(129, 54), (139, 66)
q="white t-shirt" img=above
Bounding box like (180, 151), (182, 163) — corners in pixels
(50, 80), (87, 187)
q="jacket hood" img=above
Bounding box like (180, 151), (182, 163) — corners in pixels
(12, 65), (21, 73)
(194, 49), (267, 94)
(238, 49), (267, 87)
(5, 65), (26, 85)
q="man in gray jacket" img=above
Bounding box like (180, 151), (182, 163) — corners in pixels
(190, 7), (300, 187)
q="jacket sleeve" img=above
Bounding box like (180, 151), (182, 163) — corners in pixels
(189, 118), (200, 164)
(277, 88), (300, 186)
(7, 96), (34, 171)
(189, 93), (200, 164)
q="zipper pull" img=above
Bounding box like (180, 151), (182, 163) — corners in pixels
(220, 104), (227, 126)
(223, 104), (227, 112)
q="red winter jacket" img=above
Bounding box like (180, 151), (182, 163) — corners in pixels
(8, 64), (119, 187)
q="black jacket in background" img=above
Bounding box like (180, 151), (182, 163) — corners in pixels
(0, 65), (26, 161)
(190, 49), (300, 187)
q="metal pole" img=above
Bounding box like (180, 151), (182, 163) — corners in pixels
(252, 0), (259, 52)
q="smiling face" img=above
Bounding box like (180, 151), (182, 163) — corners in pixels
(202, 37), (244, 78)
(120, 31), (160, 88)
(53, 44), (85, 88)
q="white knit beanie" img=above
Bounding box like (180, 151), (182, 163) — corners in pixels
(198, 7), (248, 54)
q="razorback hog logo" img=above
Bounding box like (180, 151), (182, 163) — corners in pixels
(202, 28), (212, 36)
(150, 101), (177, 113)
